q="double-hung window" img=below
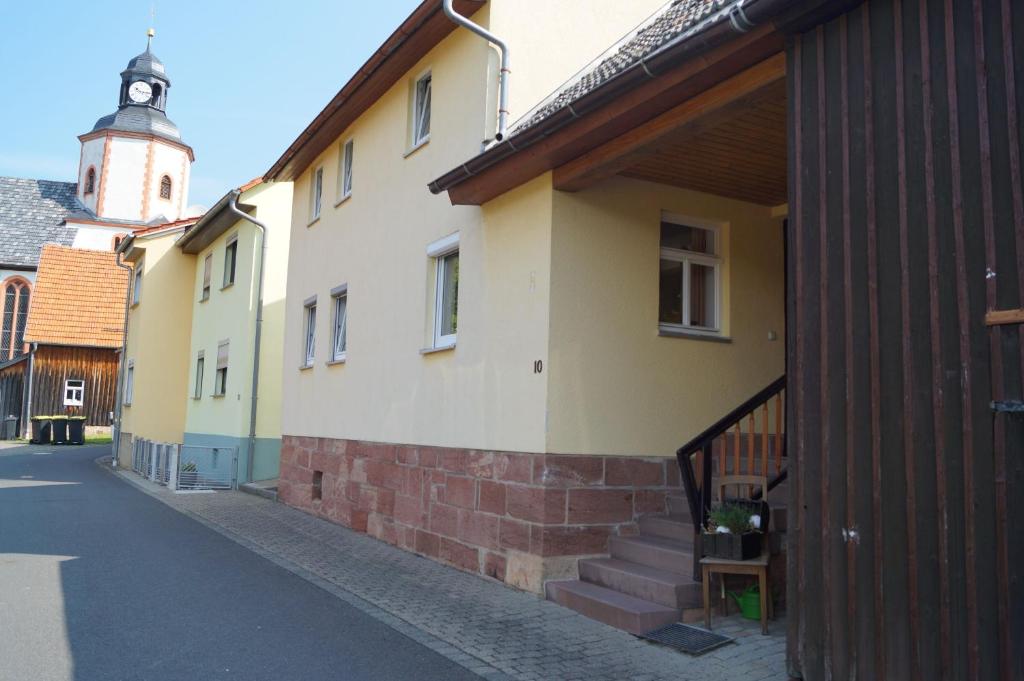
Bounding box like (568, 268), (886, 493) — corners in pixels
(427, 233), (459, 349)
(132, 258), (144, 305)
(63, 379), (84, 407)
(194, 351), (204, 398)
(412, 72), (432, 147)
(303, 297), (317, 367)
(223, 235), (237, 287)
(337, 140), (353, 201)
(310, 167), (323, 222)
(124, 361), (134, 406)
(658, 214), (722, 335)
(331, 286), (347, 362)
(214, 341), (229, 396)
(201, 254), (212, 301)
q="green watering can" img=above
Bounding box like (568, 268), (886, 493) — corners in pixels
(727, 584), (761, 621)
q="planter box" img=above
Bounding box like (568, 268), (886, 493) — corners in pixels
(30, 418), (52, 444)
(51, 417), (69, 444)
(702, 531), (763, 561)
(68, 418), (86, 445)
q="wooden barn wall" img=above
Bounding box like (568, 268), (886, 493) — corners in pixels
(31, 346), (120, 426)
(0, 360), (26, 426)
(786, 1), (1024, 680)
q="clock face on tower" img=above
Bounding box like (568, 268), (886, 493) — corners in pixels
(128, 81), (152, 103)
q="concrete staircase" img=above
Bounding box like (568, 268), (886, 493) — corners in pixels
(547, 480), (789, 635)
(546, 493), (700, 635)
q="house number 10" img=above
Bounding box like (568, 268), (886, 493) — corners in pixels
(533, 360), (543, 374)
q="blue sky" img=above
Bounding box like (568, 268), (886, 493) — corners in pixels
(0, 0), (421, 207)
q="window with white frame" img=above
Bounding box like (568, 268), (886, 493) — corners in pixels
(303, 298), (317, 367)
(427, 233), (459, 348)
(132, 258), (144, 305)
(63, 379), (84, 407)
(214, 341), (229, 396)
(124, 361), (134, 405)
(223, 235), (237, 287)
(658, 214), (722, 334)
(201, 254), (212, 301)
(194, 351), (204, 399)
(337, 139), (353, 200)
(412, 72), (432, 146)
(331, 286), (347, 361)
(310, 167), (324, 221)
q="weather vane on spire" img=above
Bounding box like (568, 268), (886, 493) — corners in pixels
(147, 3), (156, 49)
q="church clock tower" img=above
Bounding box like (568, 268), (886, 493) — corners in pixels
(76, 30), (194, 225)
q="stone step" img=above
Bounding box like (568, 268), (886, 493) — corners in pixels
(639, 514), (693, 543)
(545, 579), (680, 635)
(609, 534), (693, 576)
(579, 557), (702, 609)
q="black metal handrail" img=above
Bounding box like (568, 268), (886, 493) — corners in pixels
(675, 375), (786, 580)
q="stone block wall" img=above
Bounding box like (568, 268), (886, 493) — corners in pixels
(278, 436), (682, 593)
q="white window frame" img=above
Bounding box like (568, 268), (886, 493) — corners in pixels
(302, 297), (317, 367)
(214, 341), (229, 396)
(123, 361), (134, 406)
(310, 167), (324, 222)
(63, 379), (84, 407)
(427, 233), (459, 349)
(658, 213), (723, 337)
(194, 351), (204, 399)
(132, 258), (143, 305)
(223, 234), (238, 288)
(201, 254), (212, 301)
(337, 139), (353, 202)
(411, 71), (432, 148)
(330, 285), (348, 362)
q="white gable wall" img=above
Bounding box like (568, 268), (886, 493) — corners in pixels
(99, 137), (148, 221)
(78, 137), (105, 214)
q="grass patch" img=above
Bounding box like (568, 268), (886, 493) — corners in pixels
(84, 436), (113, 445)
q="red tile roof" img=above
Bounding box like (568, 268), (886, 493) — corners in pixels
(23, 245), (129, 348)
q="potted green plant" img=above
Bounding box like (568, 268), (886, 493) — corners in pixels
(30, 415), (52, 444)
(51, 415), (69, 444)
(67, 416), (86, 445)
(702, 503), (764, 560)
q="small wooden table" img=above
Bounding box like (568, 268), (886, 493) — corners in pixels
(700, 552), (772, 634)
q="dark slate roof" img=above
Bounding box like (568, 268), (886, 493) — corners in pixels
(92, 106), (182, 142)
(0, 177), (81, 268)
(512, 0), (731, 134)
(122, 47), (169, 83)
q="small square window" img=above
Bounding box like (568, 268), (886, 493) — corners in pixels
(63, 379), (84, 407)
(303, 299), (317, 367)
(412, 73), (432, 146)
(223, 237), (237, 287)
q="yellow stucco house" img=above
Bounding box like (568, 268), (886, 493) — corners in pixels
(116, 180), (293, 485)
(266, 0), (786, 630)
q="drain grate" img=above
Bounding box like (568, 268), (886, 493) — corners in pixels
(639, 623), (734, 655)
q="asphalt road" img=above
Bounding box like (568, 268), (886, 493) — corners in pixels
(0, 444), (479, 681)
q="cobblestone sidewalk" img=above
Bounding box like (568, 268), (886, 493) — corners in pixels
(110, 462), (786, 681)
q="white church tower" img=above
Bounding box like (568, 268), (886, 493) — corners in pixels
(74, 30), (193, 241)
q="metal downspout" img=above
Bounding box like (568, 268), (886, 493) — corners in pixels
(113, 252), (133, 465)
(227, 190), (267, 484)
(23, 344), (35, 439)
(442, 0), (511, 141)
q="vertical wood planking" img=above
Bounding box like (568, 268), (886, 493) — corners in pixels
(788, 0), (1022, 678)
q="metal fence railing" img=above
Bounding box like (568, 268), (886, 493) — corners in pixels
(128, 437), (237, 491)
